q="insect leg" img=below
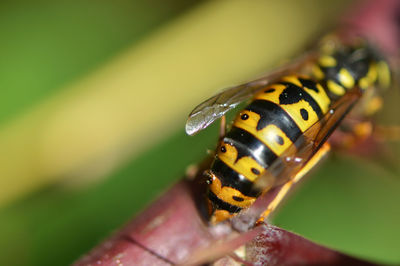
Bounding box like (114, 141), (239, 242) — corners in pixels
(335, 119), (399, 149)
(257, 143), (331, 224)
(219, 115), (226, 139)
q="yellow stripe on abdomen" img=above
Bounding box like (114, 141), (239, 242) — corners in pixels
(217, 142), (264, 182)
(253, 76), (329, 132)
(233, 110), (293, 156)
(209, 176), (256, 208)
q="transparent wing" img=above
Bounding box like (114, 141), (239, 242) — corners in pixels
(185, 80), (267, 136)
(228, 89), (362, 228)
(254, 88), (362, 192)
(185, 52), (318, 136)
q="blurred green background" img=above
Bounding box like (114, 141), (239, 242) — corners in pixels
(0, 0), (399, 265)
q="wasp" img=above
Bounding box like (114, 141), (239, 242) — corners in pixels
(185, 34), (391, 225)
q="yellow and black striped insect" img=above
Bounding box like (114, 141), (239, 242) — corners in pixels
(186, 34), (391, 224)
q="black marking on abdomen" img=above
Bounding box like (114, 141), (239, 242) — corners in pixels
(241, 113), (249, 120)
(232, 196), (244, 202)
(300, 108), (309, 120)
(264, 88), (276, 93)
(208, 191), (242, 213)
(225, 127), (277, 167)
(245, 100), (303, 147)
(299, 78), (320, 92)
(251, 168), (260, 175)
(276, 135), (284, 145)
(279, 82), (323, 119)
(211, 159), (260, 197)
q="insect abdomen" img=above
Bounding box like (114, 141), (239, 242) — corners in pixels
(208, 76), (331, 222)
(206, 42), (390, 223)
